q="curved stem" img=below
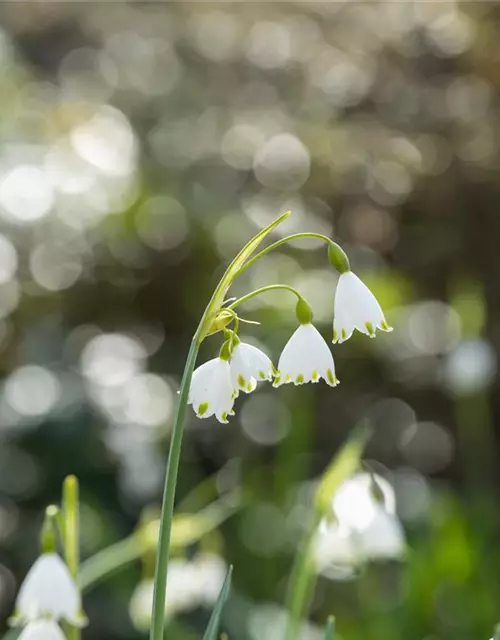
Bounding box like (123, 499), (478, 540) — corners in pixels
(149, 339), (199, 640)
(228, 284), (304, 310)
(236, 233), (349, 278)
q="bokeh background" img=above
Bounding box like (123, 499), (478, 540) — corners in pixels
(0, 1), (499, 639)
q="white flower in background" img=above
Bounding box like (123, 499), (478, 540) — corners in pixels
(14, 553), (83, 626)
(230, 341), (274, 394)
(188, 357), (235, 423)
(129, 554), (227, 630)
(315, 473), (405, 576)
(18, 620), (67, 640)
(333, 271), (392, 343)
(273, 324), (338, 387)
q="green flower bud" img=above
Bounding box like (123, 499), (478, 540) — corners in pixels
(327, 243), (350, 274)
(296, 298), (313, 324)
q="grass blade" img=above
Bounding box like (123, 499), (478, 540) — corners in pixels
(202, 565), (233, 640)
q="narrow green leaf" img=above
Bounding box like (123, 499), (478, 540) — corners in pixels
(314, 423), (372, 519)
(324, 616), (335, 639)
(196, 211), (290, 342)
(202, 565), (233, 640)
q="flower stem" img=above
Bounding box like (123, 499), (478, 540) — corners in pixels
(149, 339), (199, 640)
(284, 514), (321, 640)
(235, 233), (349, 278)
(227, 284), (304, 310)
(62, 475), (80, 640)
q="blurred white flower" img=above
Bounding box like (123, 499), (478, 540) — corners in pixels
(230, 341), (274, 394)
(315, 473), (405, 576)
(14, 553), (83, 626)
(188, 357), (235, 423)
(333, 272), (392, 343)
(273, 323), (338, 387)
(129, 553), (227, 630)
(18, 620), (67, 640)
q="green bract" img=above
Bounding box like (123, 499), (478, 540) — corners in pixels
(195, 210), (291, 344)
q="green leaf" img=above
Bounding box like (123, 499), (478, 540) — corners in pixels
(195, 211), (290, 342)
(324, 616), (335, 639)
(202, 565), (233, 640)
(314, 424), (372, 518)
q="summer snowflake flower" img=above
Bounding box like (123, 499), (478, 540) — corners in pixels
(188, 357), (235, 423)
(14, 553), (83, 626)
(229, 341), (274, 394)
(333, 271), (393, 343)
(273, 323), (338, 387)
(314, 473), (405, 576)
(18, 620), (67, 640)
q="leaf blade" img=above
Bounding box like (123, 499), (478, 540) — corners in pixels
(202, 565), (233, 640)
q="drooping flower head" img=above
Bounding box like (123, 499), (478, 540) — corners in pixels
(333, 271), (393, 343)
(188, 356), (235, 423)
(314, 473), (405, 575)
(274, 299), (338, 388)
(13, 553), (83, 627)
(229, 339), (274, 394)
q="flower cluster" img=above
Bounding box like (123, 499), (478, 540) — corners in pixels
(314, 472), (405, 577)
(189, 269), (391, 424)
(12, 553), (84, 640)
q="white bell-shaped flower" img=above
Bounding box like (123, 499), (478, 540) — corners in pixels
(14, 553), (83, 626)
(18, 620), (67, 640)
(188, 357), (235, 423)
(315, 473), (406, 578)
(230, 341), (274, 394)
(333, 271), (393, 343)
(273, 323), (338, 387)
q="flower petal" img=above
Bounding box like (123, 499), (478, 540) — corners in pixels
(15, 553), (82, 625)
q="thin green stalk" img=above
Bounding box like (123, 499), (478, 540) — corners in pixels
(149, 339), (199, 640)
(227, 284), (303, 310)
(284, 515), (321, 640)
(79, 534), (143, 593)
(235, 233), (348, 278)
(62, 475), (80, 640)
(79, 491), (241, 593)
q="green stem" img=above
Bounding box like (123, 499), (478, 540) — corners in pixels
(227, 284), (304, 310)
(284, 514), (321, 640)
(149, 339), (199, 640)
(62, 475), (80, 640)
(79, 534), (143, 593)
(236, 233), (349, 278)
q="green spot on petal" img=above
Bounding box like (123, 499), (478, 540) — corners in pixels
(285, 374), (291, 383)
(327, 369), (335, 385)
(221, 411), (228, 422)
(365, 321), (375, 337)
(312, 370), (318, 381)
(381, 319), (393, 332)
(333, 330), (338, 343)
(296, 374), (304, 384)
(259, 370), (266, 379)
(341, 329), (347, 340)
(237, 373), (246, 388)
(198, 402), (209, 416)
(247, 382), (253, 392)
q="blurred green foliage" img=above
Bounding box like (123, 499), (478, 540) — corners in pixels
(0, 2), (500, 639)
